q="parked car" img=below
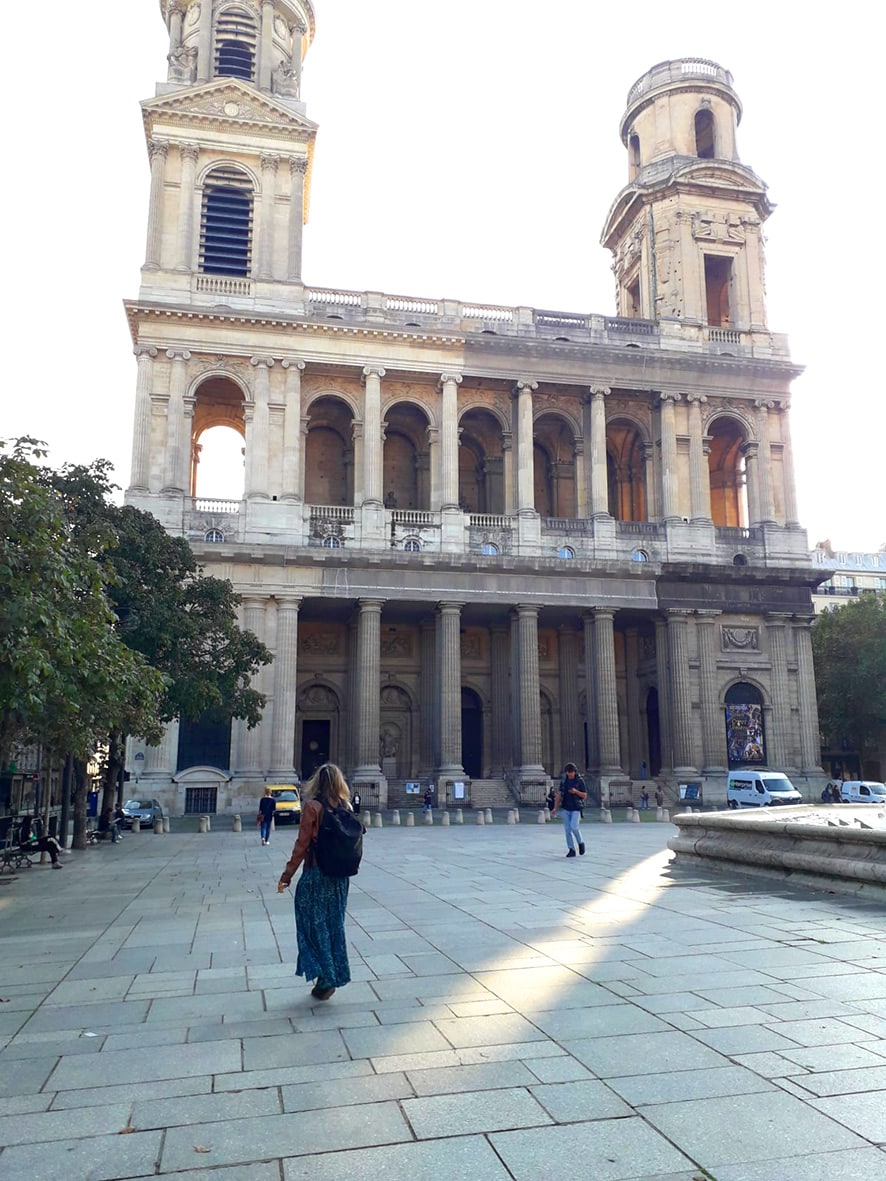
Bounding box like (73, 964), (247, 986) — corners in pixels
(840, 781), (886, 804)
(726, 771), (803, 808)
(120, 798), (165, 828)
(268, 785), (302, 824)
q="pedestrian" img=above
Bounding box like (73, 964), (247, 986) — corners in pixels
(98, 806), (119, 843)
(423, 787), (433, 814)
(546, 786), (556, 814)
(654, 787), (664, 808)
(113, 804), (127, 837)
(18, 816), (64, 868)
(257, 786), (276, 846)
(551, 762), (587, 858)
(640, 760), (648, 779)
(639, 789), (650, 810)
(277, 763), (360, 1001)
(352, 791), (361, 815)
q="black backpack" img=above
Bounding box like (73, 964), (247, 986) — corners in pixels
(313, 804), (365, 878)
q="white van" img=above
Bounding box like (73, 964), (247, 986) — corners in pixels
(840, 780), (886, 804)
(726, 770), (803, 809)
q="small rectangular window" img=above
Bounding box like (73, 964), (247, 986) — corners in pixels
(704, 255), (732, 327)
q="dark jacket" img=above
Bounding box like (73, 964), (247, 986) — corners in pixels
(259, 796), (277, 820)
(558, 774), (587, 811)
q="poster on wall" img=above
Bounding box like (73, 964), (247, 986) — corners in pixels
(725, 702), (766, 764)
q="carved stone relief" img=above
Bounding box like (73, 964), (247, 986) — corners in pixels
(381, 633), (412, 658)
(300, 632), (339, 655)
(721, 626), (759, 651)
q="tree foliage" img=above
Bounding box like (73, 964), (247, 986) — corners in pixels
(812, 592), (886, 755)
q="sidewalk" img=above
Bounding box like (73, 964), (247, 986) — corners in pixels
(0, 820), (884, 1180)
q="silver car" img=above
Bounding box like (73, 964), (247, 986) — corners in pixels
(121, 798), (164, 828)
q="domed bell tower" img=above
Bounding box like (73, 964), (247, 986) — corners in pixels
(601, 59), (772, 334)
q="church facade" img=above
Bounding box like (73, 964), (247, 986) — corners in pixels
(125, 1), (824, 815)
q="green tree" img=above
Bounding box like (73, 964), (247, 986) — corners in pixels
(812, 593), (886, 759)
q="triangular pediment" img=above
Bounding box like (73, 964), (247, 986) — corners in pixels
(142, 78), (318, 135)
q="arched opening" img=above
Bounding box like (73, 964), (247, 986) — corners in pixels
(214, 8), (258, 81)
(297, 683), (340, 779)
(725, 682), (766, 768)
(461, 688), (483, 778)
(383, 403), (430, 510)
(380, 685), (413, 780)
(704, 254), (732, 327)
(645, 686), (661, 776)
(606, 421), (647, 521)
(695, 109), (716, 158)
(191, 376), (246, 498)
(629, 133), (641, 178)
(534, 415), (577, 517)
(458, 409), (505, 514)
(708, 417), (747, 527)
(304, 397), (355, 506)
(200, 166), (254, 277)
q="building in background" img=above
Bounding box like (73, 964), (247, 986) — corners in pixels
(812, 542), (886, 612)
(125, 2), (825, 815)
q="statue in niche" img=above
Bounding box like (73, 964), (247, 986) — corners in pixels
(379, 725), (400, 760)
(272, 57), (300, 99)
(167, 45), (197, 84)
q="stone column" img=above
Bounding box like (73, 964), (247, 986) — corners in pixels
(168, 3), (184, 51)
(361, 367), (385, 505)
(573, 440), (588, 519)
(658, 392), (681, 521)
(491, 625), (510, 773)
(583, 613), (598, 771)
(624, 627), (642, 778)
(765, 613), (792, 769)
(742, 441), (761, 526)
(558, 627), (581, 768)
(143, 719), (179, 777)
(439, 372), (462, 509)
(130, 347), (158, 491)
(144, 141), (168, 269)
(289, 20), (306, 92)
(176, 143), (199, 272)
(259, 0), (275, 91)
(696, 611), (726, 772)
(589, 385), (611, 517)
(794, 617), (824, 773)
(502, 432), (515, 515)
(345, 616), (359, 773)
(755, 399), (776, 525)
(436, 602), (465, 776)
(238, 597), (267, 774)
(288, 157), (308, 282)
(667, 610), (698, 775)
(514, 380), (538, 514)
(269, 597), (301, 778)
(281, 359), (304, 501)
(593, 608), (623, 774)
(419, 619), (436, 777)
(246, 356), (274, 499)
(163, 349), (191, 493)
(779, 400), (800, 527)
(515, 605), (544, 773)
(353, 600), (383, 778)
(687, 394), (712, 523)
(196, 0), (213, 82)
(258, 154), (279, 280)
(655, 617), (674, 774)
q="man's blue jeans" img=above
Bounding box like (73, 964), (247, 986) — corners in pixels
(260, 817), (272, 842)
(562, 809), (583, 850)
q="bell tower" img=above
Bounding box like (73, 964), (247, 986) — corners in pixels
(601, 59), (772, 334)
(139, 1), (317, 300)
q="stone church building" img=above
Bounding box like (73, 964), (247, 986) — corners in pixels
(125, 0), (824, 815)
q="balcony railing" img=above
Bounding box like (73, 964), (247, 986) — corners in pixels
(715, 525), (764, 544)
(192, 497), (241, 514)
(193, 275), (254, 297)
(616, 520), (663, 537)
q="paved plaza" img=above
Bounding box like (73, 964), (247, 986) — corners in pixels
(1, 818), (885, 1180)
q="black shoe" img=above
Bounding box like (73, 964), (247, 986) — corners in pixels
(578, 842), (586, 856)
(311, 985), (336, 1001)
(566, 849), (576, 858)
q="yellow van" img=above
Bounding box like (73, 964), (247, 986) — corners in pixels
(268, 785), (302, 824)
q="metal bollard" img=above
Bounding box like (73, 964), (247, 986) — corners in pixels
(131, 818), (141, 834)
(476, 810), (485, 825)
(373, 812), (383, 828)
(391, 809), (401, 825)
(455, 809), (464, 824)
(537, 809), (547, 824)
(197, 815), (209, 834)
(406, 812), (415, 827)
(485, 808), (493, 825)
(232, 814), (242, 833)
(441, 811), (450, 826)
(506, 810), (516, 824)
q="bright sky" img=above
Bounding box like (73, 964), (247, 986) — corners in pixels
(8, 2), (882, 552)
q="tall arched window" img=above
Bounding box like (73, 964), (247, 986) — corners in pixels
(695, 109), (715, 158)
(629, 134), (641, 178)
(724, 683), (766, 768)
(199, 167), (254, 276)
(214, 8), (258, 81)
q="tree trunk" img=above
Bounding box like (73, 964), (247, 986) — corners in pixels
(101, 734), (124, 817)
(72, 759), (89, 850)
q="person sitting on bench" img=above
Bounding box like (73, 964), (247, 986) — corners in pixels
(18, 816), (64, 868)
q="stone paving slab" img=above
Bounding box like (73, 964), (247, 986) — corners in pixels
(3, 822), (886, 1179)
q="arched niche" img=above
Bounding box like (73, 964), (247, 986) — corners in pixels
(458, 407), (506, 514)
(534, 414), (578, 518)
(707, 415), (748, 527)
(304, 396), (355, 506)
(190, 375), (246, 498)
(383, 402), (431, 510)
(606, 419), (647, 521)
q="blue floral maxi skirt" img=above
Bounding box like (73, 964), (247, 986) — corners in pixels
(293, 866), (351, 989)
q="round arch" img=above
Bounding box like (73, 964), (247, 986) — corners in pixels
(190, 374), (248, 498)
(304, 386), (361, 419)
(196, 159), (259, 192)
(723, 680), (767, 768)
(457, 400), (510, 433)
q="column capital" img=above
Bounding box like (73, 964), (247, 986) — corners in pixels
(513, 379), (538, 396)
(439, 371), (463, 388)
(515, 602), (540, 617)
(134, 345), (158, 360)
(501, 430), (513, 452)
(658, 391), (682, 404)
(694, 609), (722, 622)
(664, 608), (692, 621)
(685, 392), (708, 405)
(148, 139), (169, 161)
(241, 594), (267, 611)
(289, 155), (309, 175)
(588, 384), (611, 400)
(274, 594), (302, 611)
(764, 611), (793, 625)
(754, 398), (776, 411)
(778, 399), (791, 413)
(165, 348), (191, 362)
(260, 152), (281, 173)
(281, 358), (306, 371)
(357, 597), (385, 612)
(437, 601), (465, 614)
(590, 606), (617, 622)
(741, 440), (759, 459)
(291, 17), (308, 35)
(250, 355), (276, 369)
(362, 366), (386, 381)
(179, 142), (200, 162)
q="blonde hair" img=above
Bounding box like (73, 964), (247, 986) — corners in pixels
(306, 763), (351, 809)
(263, 786), (272, 796)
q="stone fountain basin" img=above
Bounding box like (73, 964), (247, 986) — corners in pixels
(668, 805), (886, 898)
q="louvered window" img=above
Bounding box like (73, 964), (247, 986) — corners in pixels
(215, 8), (257, 81)
(200, 167), (254, 276)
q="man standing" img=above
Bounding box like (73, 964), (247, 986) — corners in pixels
(257, 787), (276, 846)
(551, 763), (587, 858)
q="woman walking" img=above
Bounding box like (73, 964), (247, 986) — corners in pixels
(277, 763), (354, 1001)
(551, 762), (587, 858)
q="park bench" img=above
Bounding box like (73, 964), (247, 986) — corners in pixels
(0, 836), (35, 872)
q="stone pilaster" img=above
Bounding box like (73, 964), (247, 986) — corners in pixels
(439, 372), (462, 509)
(345, 616), (359, 773)
(162, 349), (191, 493)
(687, 394), (712, 523)
(514, 380), (538, 514)
(589, 385), (611, 517)
(168, 3), (184, 52)
(593, 608), (623, 774)
(353, 599), (384, 777)
(361, 367), (385, 506)
(143, 718), (179, 777)
(666, 610), (698, 775)
(491, 625), (511, 773)
(794, 617), (824, 773)
(658, 392), (681, 521)
(281, 359), (304, 501)
(258, 154), (280, 280)
(766, 613), (792, 769)
(558, 627), (581, 768)
(779, 400), (800, 527)
(655, 617), (674, 774)
(624, 627), (642, 778)
(259, 0), (275, 91)
(742, 441), (761, 526)
(246, 356), (274, 499)
(419, 618), (436, 777)
(130, 347), (158, 491)
(755, 399), (776, 525)
(583, 613), (598, 771)
(515, 605), (544, 773)
(436, 602), (465, 777)
(237, 597), (267, 775)
(144, 141), (168, 269)
(642, 441), (657, 521)
(268, 597), (301, 778)
(696, 611), (726, 772)
(288, 157), (308, 282)
(196, 0), (212, 82)
(573, 439), (588, 519)
(176, 143), (199, 272)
